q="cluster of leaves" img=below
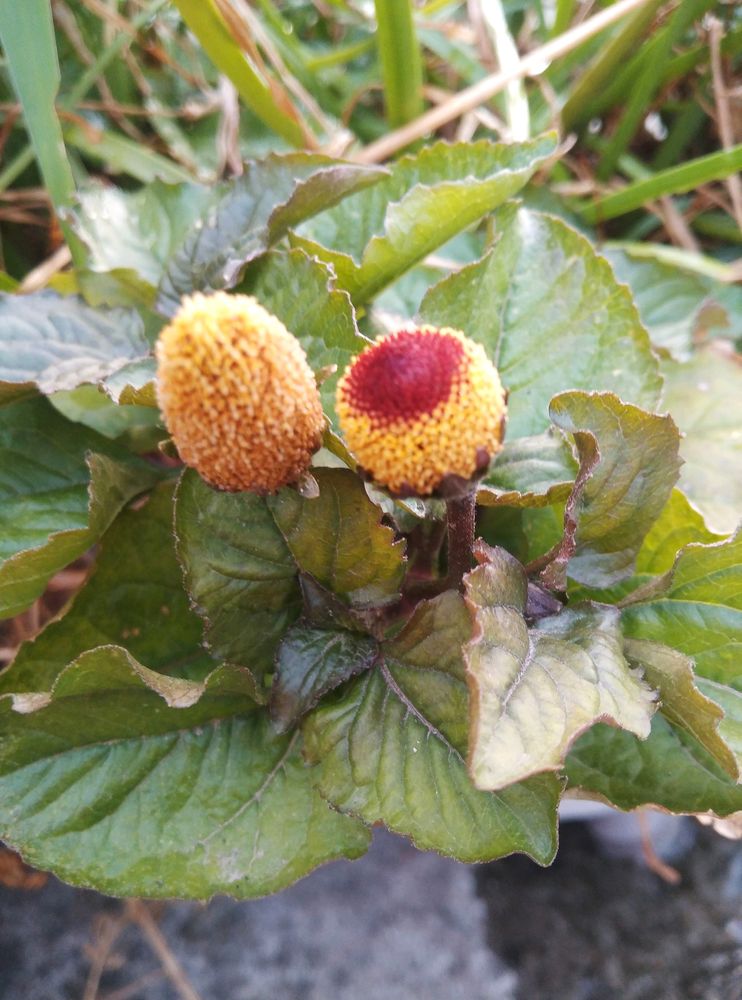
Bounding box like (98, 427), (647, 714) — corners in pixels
(0, 138), (740, 900)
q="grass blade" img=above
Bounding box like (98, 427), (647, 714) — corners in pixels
(357, 0), (656, 164)
(596, 0), (717, 179)
(374, 0), (424, 127)
(0, 0), (84, 264)
(63, 123), (194, 184)
(171, 0), (310, 147)
(560, 0), (666, 131)
(551, 0), (577, 38)
(580, 144), (742, 223)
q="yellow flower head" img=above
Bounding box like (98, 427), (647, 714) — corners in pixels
(336, 325), (506, 496)
(156, 291), (324, 493)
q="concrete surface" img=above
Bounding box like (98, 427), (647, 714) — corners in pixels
(0, 830), (517, 1000)
(2, 820), (741, 1000)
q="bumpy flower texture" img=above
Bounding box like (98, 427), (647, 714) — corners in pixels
(156, 292), (325, 493)
(336, 326), (507, 496)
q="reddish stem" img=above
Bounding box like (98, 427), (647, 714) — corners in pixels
(444, 491), (476, 590)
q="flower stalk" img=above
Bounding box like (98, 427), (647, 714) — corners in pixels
(444, 491), (477, 591)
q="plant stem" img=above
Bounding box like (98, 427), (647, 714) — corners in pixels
(445, 492), (476, 590)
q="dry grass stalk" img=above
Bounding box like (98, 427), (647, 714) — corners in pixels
(708, 16), (742, 232)
(354, 0), (655, 163)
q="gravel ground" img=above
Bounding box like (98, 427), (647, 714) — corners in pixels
(1, 822), (740, 1000)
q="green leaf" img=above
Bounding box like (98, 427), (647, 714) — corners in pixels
(174, 470), (301, 681)
(293, 135), (558, 304)
(50, 385), (162, 444)
(0, 483), (214, 696)
(237, 250), (367, 423)
(621, 530), (742, 688)
(625, 638), (738, 781)
(157, 154), (385, 313)
(544, 392), (681, 588)
(0, 648), (369, 899)
(635, 489), (724, 575)
(74, 181), (217, 289)
(64, 122), (193, 185)
(477, 431), (577, 508)
(420, 206), (661, 440)
(660, 349), (742, 535)
(268, 467), (406, 607)
(696, 679), (742, 773)
(478, 502), (568, 572)
(463, 545), (655, 791)
(603, 246), (728, 358)
(0, 397), (161, 620)
(567, 489), (724, 606)
(103, 358), (158, 407)
(77, 270), (160, 311)
(271, 626), (378, 732)
(0, 291), (150, 402)
(566, 716), (742, 816)
(304, 592), (560, 865)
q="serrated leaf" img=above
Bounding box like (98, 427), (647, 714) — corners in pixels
(621, 530), (742, 688)
(420, 206), (661, 440)
(0, 648), (369, 899)
(271, 626), (378, 732)
(268, 468), (406, 607)
(293, 135), (557, 304)
(303, 591), (560, 864)
(0, 291), (150, 402)
(660, 349), (742, 534)
(566, 716), (742, 816)
(463, 545), (655, 791)
(0, 483), (214, 696)
(625, 638), (738, 781)
(174, 470), (301, 680)
(543, 392), (681, 588)
(157, 154), (385, 313)
(236, 250), (367, 423)
(477, 431), (577, 508)
(0, 397), (162, 619)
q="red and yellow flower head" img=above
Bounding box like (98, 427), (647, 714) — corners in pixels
(336, 325), (507, 496)
(156, 291), (324, 493)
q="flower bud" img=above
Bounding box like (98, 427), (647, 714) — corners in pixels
(336, 326), (506, 496)
(156, 292), (324, 493)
